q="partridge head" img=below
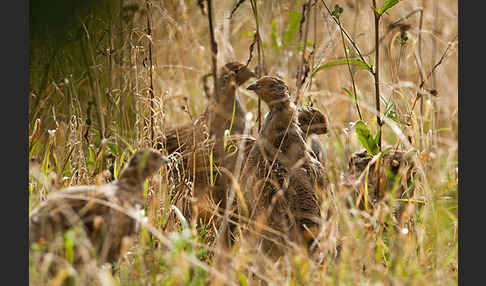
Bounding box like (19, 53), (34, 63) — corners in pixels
(247, 76), (291, 107)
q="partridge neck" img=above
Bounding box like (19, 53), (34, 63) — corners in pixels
(116, 168), (145, 192)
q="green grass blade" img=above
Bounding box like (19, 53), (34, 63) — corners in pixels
(312, 59), (372, 76)
(210, 151), (214, 186)
(64, 229), (76, 264)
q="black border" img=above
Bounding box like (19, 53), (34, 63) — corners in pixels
(2, 0), (28, 285)
(459, 0), (484, 285)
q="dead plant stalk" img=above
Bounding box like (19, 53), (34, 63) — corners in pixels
(372, 0), (382, 201)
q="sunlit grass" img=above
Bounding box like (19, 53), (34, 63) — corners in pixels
(29, 0), (457, 285)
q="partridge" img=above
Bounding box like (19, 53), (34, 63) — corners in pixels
(160, 62), (256, 223)
(241, 76), (328, 254)
(29, 149), (168, 264)
(344, 148), (417, 221)
(162, 62), (256, 156)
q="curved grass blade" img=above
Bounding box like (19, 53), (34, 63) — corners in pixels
(312, 58), (372, 76)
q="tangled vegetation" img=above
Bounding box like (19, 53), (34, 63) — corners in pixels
(29, 0), (457, 285)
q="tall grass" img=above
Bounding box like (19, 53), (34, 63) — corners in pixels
(29, 0), (457, 285)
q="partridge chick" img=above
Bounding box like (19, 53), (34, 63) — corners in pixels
(241, 76), (328, 255)
(29, 149), (168, 264)
(191, 105), (330, 228)
(344, 148), (417, 223)
(162, 62), (255, 224)
(163, 62), (256, 155)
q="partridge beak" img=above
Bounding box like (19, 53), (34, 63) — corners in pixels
(247, 83), (258, 91)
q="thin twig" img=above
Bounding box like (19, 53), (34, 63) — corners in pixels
(146, 0), (155, 145)
(372, 0), (382, 201)
(80, 21), (106, 139)
(84, 101), (94, 144)
(334, 8), (424, 62)
(410, 38), (456, 111)
(207, 0), (218, 103)
(295, 0), (312, 104)
(336, 12), (363, 120)
(419, 36), (457, 90)
(309, 0), (318, 102)
(320, 0), (369, 67)
(250, 0), (265, 131)
(230, 0), (247, 18)
(245, 32), (258, 67)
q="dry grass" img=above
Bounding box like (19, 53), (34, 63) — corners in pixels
(29, 0), (457, 285)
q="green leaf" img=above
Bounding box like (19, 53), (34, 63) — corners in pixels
(283, 10), (302, 47)
(382, 146), (393, 155)
(270, 19), (280, 54)
(271, 32), (280, 54)
(312, 59), (372, 76)
(354, 120), (379, 156)
(368, 55), (374, 67)
(380, 93), (389, 106)
(240, 30), (254, 39)
(377, 0), (400, 16)
(42, 143), (52, 174)
(382, 103), (407, 125)
(271, 18), (277, 31)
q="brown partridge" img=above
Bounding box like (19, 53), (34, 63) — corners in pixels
(224, 105), (329, 164)
(344, 148), (417, 223)
(241, 76), (328, 255)
(161, 62), (254, 186)
(298, 105), (329, 164)
(162, 62), (256, 155)
(160, 62), (256, 224)
(298, 106), (328, 137)
(189, 105), (330, 228)
(29, 149), (168, 264)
